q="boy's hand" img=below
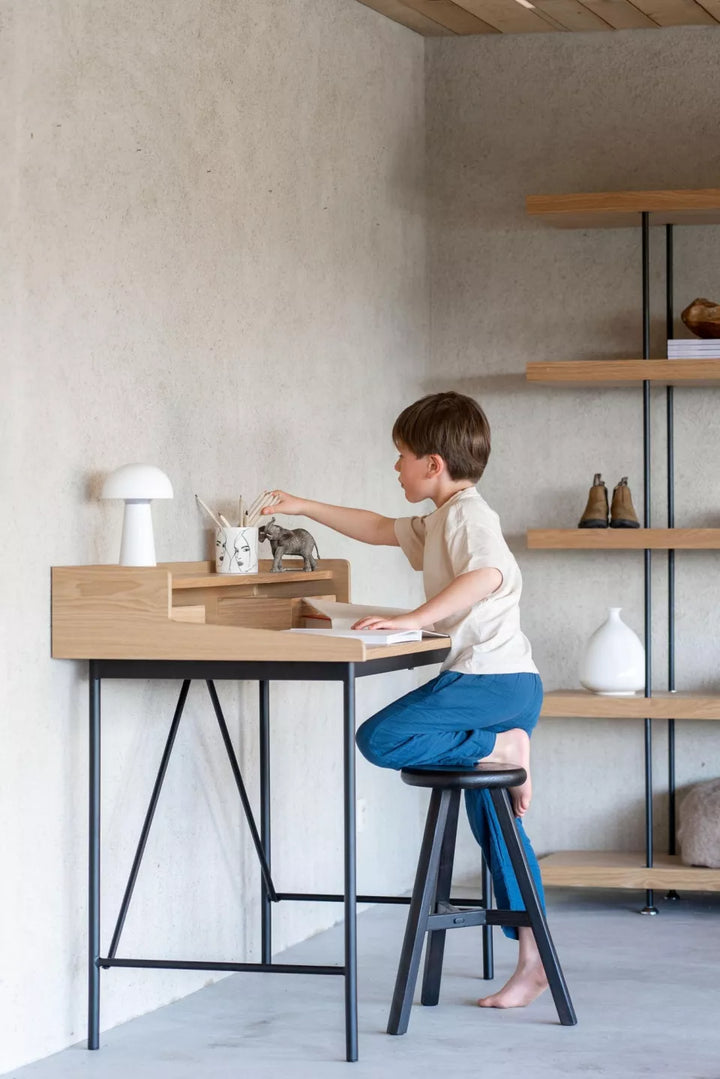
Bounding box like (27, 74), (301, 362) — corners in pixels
(351, 613), (423, 631)
(261, 490), (307, 516)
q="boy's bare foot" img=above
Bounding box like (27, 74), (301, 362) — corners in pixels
(477, 964), (548, 1009)
(478, 728), (532, 816)
(478, 928), (548, 1009)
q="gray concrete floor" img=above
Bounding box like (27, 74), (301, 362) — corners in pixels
(7, 888), (720, 1079)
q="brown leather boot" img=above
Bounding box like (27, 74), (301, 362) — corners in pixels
(578, 473), (609, 528)
(610, 477), (640, 528)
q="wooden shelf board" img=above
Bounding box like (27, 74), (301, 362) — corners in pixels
(527, 528), (720, 550)
(540, 850), (720, 890)
(526, 189), (720, 228)
(172, 568), (336, 590)
(526, 359), (720, 385)
(541, 690), (720, 720)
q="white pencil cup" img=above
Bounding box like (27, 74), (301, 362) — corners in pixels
(215, 526), (259, 574)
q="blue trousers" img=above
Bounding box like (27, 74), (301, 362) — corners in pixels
(356, 670), (544, 940)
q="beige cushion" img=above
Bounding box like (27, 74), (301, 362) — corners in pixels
(678, 778), (720, 868)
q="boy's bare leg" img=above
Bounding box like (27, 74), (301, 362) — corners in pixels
(477, 729), (531, 816)
(475, 731), (544, 1008)
(478, 927), (548, 1009)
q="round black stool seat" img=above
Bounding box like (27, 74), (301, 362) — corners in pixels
(401, 763), (526, 791)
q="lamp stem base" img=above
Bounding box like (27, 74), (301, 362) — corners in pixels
(119, 501), (156, 566)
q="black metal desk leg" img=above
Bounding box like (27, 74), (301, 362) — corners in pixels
(343, 665), (358, 1062)
(88, 665), (101, 1049)
(259, 681), (272, 964)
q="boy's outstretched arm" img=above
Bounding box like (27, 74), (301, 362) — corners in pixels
(352, 568), (502, 630)
(262, 490), (399, 547)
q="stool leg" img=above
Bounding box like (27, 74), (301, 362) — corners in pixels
(388, 789), (451, 1036)
(489, 788), (577, 1026)
(421, 789), (460, 1006)
(481, 853), (494, 980)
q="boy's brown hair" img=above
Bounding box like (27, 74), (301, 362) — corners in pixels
(392, 391), (491, 482)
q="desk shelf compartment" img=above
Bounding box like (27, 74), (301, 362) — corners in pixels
(50, 561), (448, 665)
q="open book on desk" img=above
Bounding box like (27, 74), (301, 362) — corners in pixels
(288, 600), (449, 647)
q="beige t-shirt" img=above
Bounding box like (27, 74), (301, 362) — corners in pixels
(394, 487), (538, 676)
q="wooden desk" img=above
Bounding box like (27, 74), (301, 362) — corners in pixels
(51, 561), (449, 1062)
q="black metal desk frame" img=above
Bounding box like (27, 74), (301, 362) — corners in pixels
(87, 648), (452, 1063)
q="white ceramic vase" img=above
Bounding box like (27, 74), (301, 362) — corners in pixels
(579, 607), (645, 696)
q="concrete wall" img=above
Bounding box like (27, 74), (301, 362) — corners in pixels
(426, 27), (720, 859)
(1, 1), (429, 1070)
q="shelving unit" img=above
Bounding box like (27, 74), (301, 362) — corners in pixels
(526, 189), (720, 901)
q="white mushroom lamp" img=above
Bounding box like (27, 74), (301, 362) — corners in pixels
(101, 464), (174, 566)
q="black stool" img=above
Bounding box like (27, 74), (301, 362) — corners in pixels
(387, 764), (577, 1035)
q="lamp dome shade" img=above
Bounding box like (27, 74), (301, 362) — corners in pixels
(101, 464), (174, 501)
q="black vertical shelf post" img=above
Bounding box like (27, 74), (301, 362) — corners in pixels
(666, 226), (678, 875)
(641, 211), (657, 915)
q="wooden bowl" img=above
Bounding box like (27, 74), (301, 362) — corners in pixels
(681, 297), (720, 339)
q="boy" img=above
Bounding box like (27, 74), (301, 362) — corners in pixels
(262, 391), (547, 1010)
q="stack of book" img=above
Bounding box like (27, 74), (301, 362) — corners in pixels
(668, 338), (720, 358)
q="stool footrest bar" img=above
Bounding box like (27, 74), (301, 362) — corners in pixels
(485, 910), (531, 927)
(427, 911), (487, 930)
(428, 908), (531, 930)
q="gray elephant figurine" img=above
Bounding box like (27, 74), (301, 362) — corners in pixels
(258, 517), (319, 572)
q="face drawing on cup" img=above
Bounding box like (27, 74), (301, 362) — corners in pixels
(216, 532), (229, 569)
(231, 529), (253, 571)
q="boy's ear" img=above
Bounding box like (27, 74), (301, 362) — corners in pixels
(427, 453), (446, 476)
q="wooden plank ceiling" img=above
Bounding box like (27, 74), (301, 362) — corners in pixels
(357, 0), (720, 33)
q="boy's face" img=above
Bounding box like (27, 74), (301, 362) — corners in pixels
(394, 442), (434, 503)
